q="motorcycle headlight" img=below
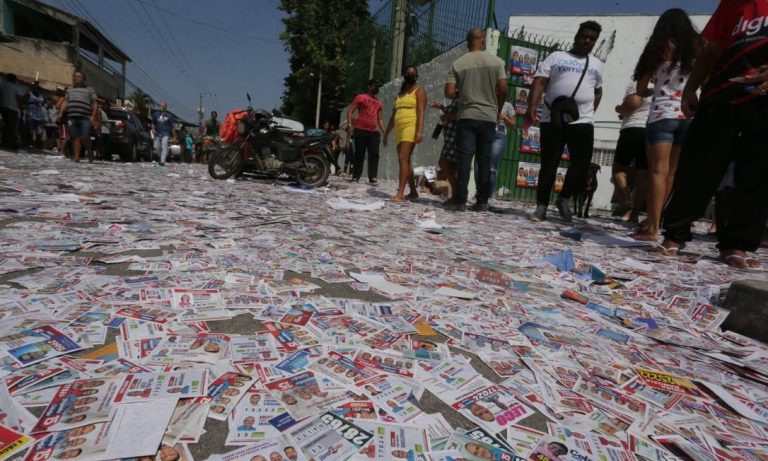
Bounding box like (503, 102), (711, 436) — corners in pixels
(237, 121), (246, 134)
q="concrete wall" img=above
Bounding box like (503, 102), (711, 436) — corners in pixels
(0, 36), (74, 89)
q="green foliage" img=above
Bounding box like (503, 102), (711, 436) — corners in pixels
(128, 89), (153, 117)
(278, 0), (371, 126)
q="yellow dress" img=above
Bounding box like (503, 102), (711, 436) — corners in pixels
(394, 89), (418, 144)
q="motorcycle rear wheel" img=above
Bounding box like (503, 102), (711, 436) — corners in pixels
(208, 146), (244, 179)
(296, 153), (330, 188)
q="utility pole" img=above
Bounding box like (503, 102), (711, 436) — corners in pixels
(198, 93), (215, 128)
(314, 71), (323, 128)
(390, 0), (407, 80)
(486, 0), (496, 29)
(369, 37), (377, 80)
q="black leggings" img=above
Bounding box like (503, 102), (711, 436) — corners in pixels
(537, 122), (594, 204)
(663, 100), (768, 252)
(352, 129), (380, 181)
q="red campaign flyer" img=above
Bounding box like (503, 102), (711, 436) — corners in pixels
(207, 372), (255, 421)
(112, 370), (207, 404)
(31, 378), (121, 434)
(113, 304), (175, 325)
(262, 322), (319, 352)
(450, 384), (533, 434)
(0, 424), (32, 461)
(279, 302), (317, 326)
(353, 350), (414, 378)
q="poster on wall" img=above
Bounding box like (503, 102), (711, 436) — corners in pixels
(554, 167), (568, 193)
(509, 46), (537, 75)
(513, 88), (529, 115)
(516, 162), (540, 189)
(520, 124), (540, 154)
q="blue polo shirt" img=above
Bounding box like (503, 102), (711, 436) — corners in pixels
(151, 110), (175, 137)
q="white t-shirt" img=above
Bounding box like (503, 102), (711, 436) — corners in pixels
(496, 101), (515, 135)
(620, 82), (651, 130)
(647, 61), (688, 124)
(535, 51), (603, 125)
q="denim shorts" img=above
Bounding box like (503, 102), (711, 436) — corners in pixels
(646, 118), (691, 146)
(67, 116), (91, 139)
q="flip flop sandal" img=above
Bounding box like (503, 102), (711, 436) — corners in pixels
(390, 196), (406, 204)
(720, 254), (764, 271)
(650, 245), (682, 257)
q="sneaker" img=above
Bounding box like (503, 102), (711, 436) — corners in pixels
(528, 205), (547, 222)
(443, 201), (466, 212)
(470, 201), (489, 212)
(350, 178), (360, 183)
(442, 197), (457, 207)
(369, 179), (378, 185)
(555, 197), (573, 222)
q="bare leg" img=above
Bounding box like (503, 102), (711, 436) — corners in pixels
(393, 141), (415, 201)
(612, 166), (630, 217)
(630, 169), (648, 223)
(636, 142), (672, 240)
(439, 157), (457, 192)
(72, 138), (82, 162)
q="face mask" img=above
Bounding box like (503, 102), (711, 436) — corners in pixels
(404, 75), (418, 84)
(371, 87), (379, 95)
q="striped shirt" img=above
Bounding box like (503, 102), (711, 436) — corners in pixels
(65, 86), (97, 118)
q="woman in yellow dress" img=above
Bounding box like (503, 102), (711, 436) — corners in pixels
(383, 65), (427, 202)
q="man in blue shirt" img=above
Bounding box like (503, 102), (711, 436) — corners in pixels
(150, 101), (175, 165)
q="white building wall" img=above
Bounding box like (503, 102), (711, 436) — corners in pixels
(506, 14), (710, 210)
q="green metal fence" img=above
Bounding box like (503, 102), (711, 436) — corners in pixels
(345, 0), (490, 103)
(494, 34), (570, 204)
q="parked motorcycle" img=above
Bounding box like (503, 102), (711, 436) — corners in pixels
(208, 95), (332, 187)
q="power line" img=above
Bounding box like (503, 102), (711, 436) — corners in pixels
(135, 0), (281, 45)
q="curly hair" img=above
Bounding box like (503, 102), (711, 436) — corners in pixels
(633, 9), (700, 80)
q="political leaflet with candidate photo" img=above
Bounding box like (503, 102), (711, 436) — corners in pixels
(356, 374), (422, 423)
(290, 412), (372, 461)
(207, 372), (255, 420)
(170, 288), (224, 310)
(280, 302), (317, 326)
(229, 334), (279, 364)
(113, 304), (175, 325)
(163, 397), (212, 445)
(350, 419), (428, 461)
(444, 430), (518, 461)
(145, 333), (231, 365)
(209, 436), (306, 461)
(451, 385), (533, 434)
(5, 326), (82, 367)
(0, 424), (31, 461)
(225, 386), (283, 446)
(112, 370), (207, 404)
(265, 371), (351, 421)
(25, 422), (112, 461)
(353, 349), (414, 378)
(509, 46), (537, 75)
(31, 378), (120, 434)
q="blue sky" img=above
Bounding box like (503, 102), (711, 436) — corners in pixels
(45, 0), (719, 124)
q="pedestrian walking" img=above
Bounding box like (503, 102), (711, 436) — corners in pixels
(150, 102), (175, 166)
(184, 132), (194, 164)
(0, 73), (25, 150)
(483, 99), (515, 203)
(612, 80), (651, 223)
(58, 71), (98, 163)
(526, 21), (604, 222)
(346, 79), (386, 184)
(632, 9), (701, 241)
(43, 99), (58, 151)
(52, 88), (69, 157)
(383, 65), (427, 203)
(24, 82), (46, 150)
(95, 102), (110, 160)
(334, 121), (351, 176)
(443, 28), (508, 212)
(656, 0), (768, 270)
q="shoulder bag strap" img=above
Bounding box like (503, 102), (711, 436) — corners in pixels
(570, 54), (590, 99)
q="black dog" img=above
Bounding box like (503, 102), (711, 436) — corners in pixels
(574, 163), (601, 218)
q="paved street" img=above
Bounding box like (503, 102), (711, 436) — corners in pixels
(1, 149), (768, 460)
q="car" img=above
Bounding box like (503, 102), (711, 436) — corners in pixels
(105, 107), (152, 162)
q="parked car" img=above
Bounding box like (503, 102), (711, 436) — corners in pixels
(105, 107), (152, 162)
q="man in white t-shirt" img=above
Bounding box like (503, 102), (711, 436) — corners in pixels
(525, 21), (604, 222)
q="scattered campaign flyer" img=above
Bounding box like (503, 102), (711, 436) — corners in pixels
(25, 422), (113, 461)
(5, 326), (82, 367)
(113, 370), (207, 403)
(113, 304), (175, 325)
(290, 412), (373, 461)
(225, 386), (284, 445)
(280, 302), (317, 326)
(211, 436), (307, 461)
(146, 333), (231, 365)
(354, 349), (414, 377)
(357, 374), (422, 423)
(444, 431), (518, 461)
(0, 424), (31, 461)
(164, 397), (212, 445)
(351, 419), (428, 460)
(207, 372), (255, 420)
(230, 334), (280, 363)
(31, 378), (120, 434)
(171, 288), (224, 310)
(451, 385), (533, 434)
(265, 371), (351, 421)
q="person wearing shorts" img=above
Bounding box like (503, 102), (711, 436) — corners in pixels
(657, 0), (768, 270)
(432, 99), (459, 196)
(612, 81), (650, 222)
(631, 9), (700, 241)
(59, 71), (98, 163)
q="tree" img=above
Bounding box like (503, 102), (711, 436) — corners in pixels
(128, 89), (153, 118)
(278, 0), (370, 126)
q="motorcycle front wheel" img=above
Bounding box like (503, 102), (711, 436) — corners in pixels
(208, 146), (244, 180)
(296, 153), (330, 188)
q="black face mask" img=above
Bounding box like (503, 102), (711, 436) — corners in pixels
(370, 87), (379, 95)
(404, 75), (418, 84)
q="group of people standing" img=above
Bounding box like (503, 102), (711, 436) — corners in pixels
(609, 1), (768, 269)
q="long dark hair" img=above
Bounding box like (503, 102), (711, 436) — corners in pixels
(400, 64), (417, 96)
(633, 9), (700, 80)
